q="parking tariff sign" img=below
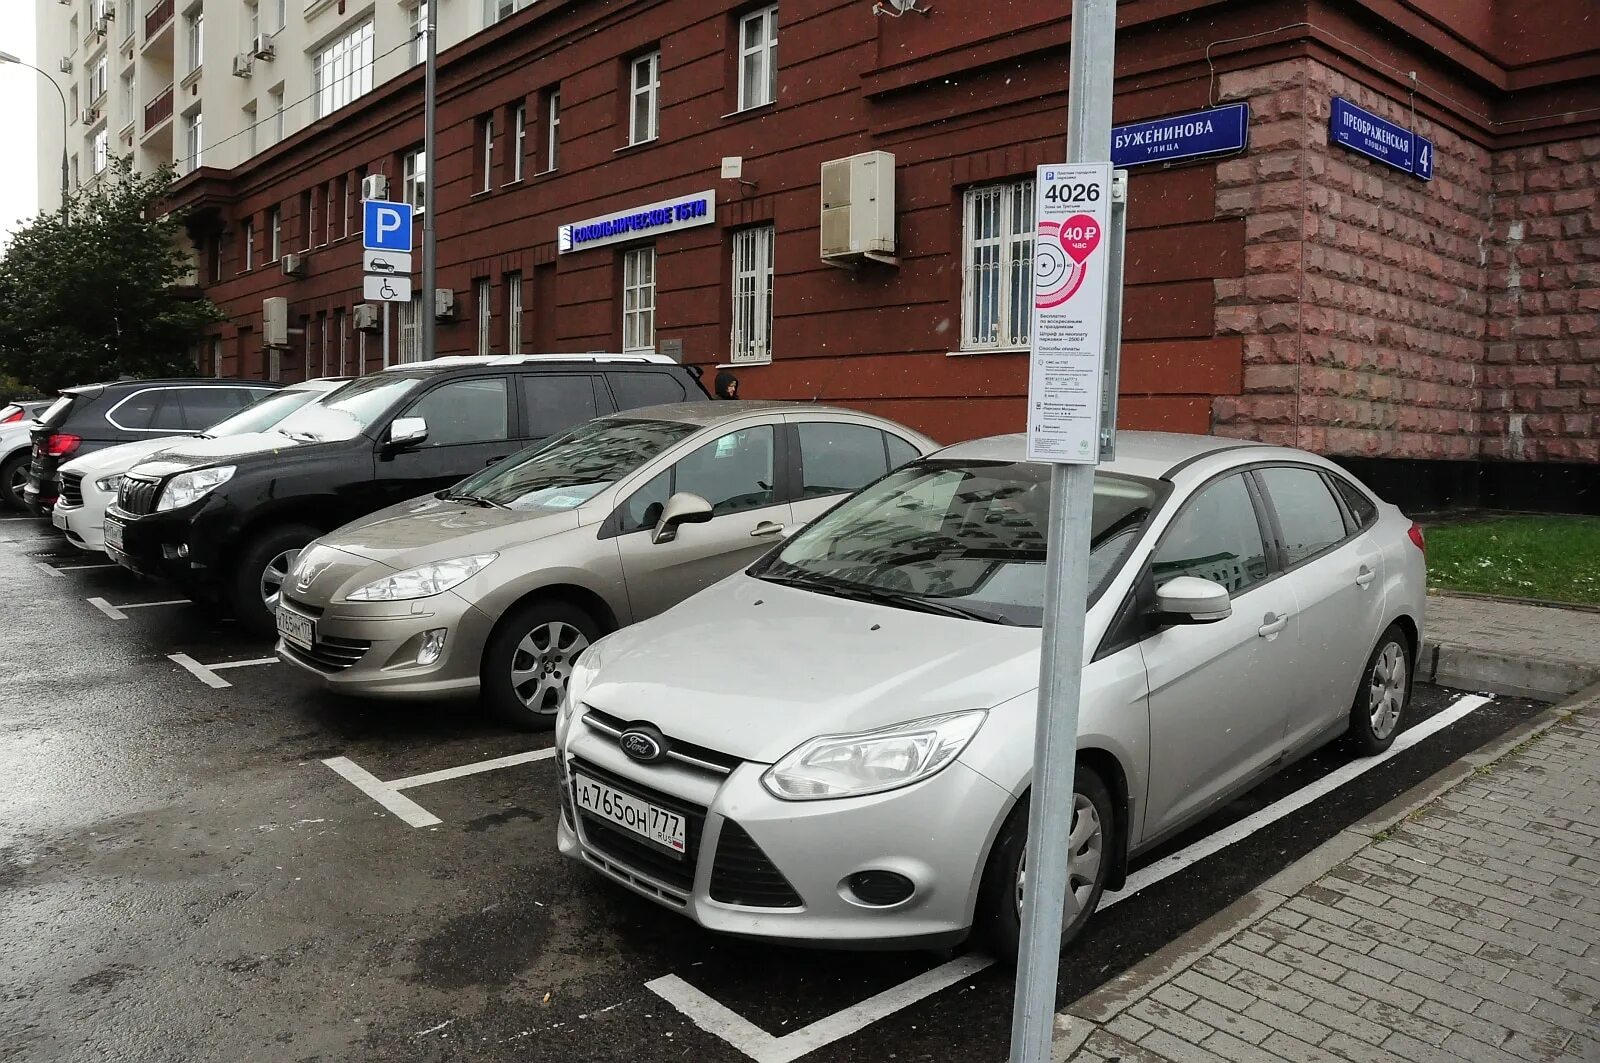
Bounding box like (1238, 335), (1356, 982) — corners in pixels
(1027, 163), (1113, 464)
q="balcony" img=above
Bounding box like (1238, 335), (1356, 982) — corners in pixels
(143, 84), (174, 134)
(144, 0), (174, 41)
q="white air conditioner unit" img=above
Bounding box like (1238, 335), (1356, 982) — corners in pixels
(231, 53), (253, 78)
(281, 253), (307, 278)
(819, 150), (897, 267)
(251, 36), (275, 61)
(263, 297), (289, 347)
(80, 108), (100, 126)
(58, 57), (73, 74)
(360, 173), (389, 201)
(433, 288), (456, 321)
(353, 304), (381, 333)
(95, 17), (111, 36)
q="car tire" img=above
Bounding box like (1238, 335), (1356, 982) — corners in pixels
(1346, 623), (1412, 757)
(481, 599), (601, 732)
(0, 450), (30, 510)
(976, 765), (1114, 965)
(231, 523), (318, 636)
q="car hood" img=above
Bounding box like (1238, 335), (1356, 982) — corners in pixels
(61, 435), (193, 476)
(318, 493), (582, 566)
(581, 574), (1043, 764)
(131, 431), (316, 477)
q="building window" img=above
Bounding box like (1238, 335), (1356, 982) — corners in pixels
(628, 51), (660, 146)
(121, 72), (135, 123)
(246, 0), (259, 43)
(730, 226), (774, 364)
(398, 294), (422, 363)
(622, 247), (656, 352)
(737, 5), (778, 112)
(338, 175), (350, 238)
(511, 104), (526, 182)
(479, 115), (495, 193)
(312, 20), (375, 119)
(70, 155), (80, 189)
(208, 231), (223, 283)
(485, 0), (521, 26)
(269, 86), (284, 143)
(476, 278), (493, 356)
(268, 206), (281, 261)
(505, 271), (523, 354)
(243, 101), (257, 155)
(275, 0), (286, 31)
(240, 218), (254, 272)
(541, 87), (560, 172)
(185, 9), (204, 75)
(182, 110), (203, 171)
(92, 129), (109, 174)
(324, 182), (336, 245)
(961, 178), (1035, 351)
(90, 57), (108, 103)
(334, 308), (348, 374)
(403, 149), (427, 212)
(409, 2), (428, 66)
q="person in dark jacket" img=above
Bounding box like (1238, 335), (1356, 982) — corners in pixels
(714, 371), (740, 399)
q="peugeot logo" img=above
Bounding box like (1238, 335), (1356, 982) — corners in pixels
(294, 561), (326, 592)
(619, 726), (667, 764)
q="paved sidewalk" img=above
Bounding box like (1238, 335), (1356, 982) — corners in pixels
(1425, 593), (1600, 701)
(1055, 687), (1600, 1063)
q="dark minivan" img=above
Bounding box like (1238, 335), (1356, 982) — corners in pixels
(103, 354), (708, 632)
(25, 378), (281, 515)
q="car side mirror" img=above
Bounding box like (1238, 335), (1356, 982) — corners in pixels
(1153, 576), (1232, 624)
(652, 491), (714, 545)
(386, 416), (429, 452)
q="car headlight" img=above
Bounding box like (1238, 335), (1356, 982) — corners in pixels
(156, 466), (236, 511)
(95, 474), (124, 493)
(761, 710), (987, 801)
(344, 553), (498, 602)
(560, 643), (603, 727)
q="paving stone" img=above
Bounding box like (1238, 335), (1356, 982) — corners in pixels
(1243, 999), (1334, 1047)
(1138, 1029), (1230, 1063)
(1185, 999), (1274, 1046)
(1174, 971), (1256, 1014)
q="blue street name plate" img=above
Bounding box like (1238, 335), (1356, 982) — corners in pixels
(1329, 97), (1434, 181)
(1111, 103), (1250, 168)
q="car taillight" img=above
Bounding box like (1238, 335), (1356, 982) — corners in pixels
(45, 433), (81, 458)
(0, 409), (21, 424)
(1408, 522), (1425, 552)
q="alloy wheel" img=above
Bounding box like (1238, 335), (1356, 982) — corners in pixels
(259, 548), (300, 611)
(1369, 642), (1407, 740)
(510, 620), (590, 716)
(8, 464), (26, 499)
(1014, 793), (1105, 919)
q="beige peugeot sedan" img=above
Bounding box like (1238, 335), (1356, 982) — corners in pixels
(275, 401), (935, 727)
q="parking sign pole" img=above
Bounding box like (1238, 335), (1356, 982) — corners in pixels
(420, 0), (439, 362)
(1008, 1), (1118, 1061)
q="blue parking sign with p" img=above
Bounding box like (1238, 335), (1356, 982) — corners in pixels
(363, 200), (413, 253)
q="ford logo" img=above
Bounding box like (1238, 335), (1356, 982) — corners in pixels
(619, 726), (667, 763)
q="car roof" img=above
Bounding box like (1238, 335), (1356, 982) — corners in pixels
(380, 352), (686, 373)
(603, 399), (890, 429)
(290, 377), (352, 392)
(62, 378), (281, 396)
(931, 431), (1274, 480)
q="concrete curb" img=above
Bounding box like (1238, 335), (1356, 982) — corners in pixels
(1419, 637), (1600, 701)
(1050, 680), (1600, 1059)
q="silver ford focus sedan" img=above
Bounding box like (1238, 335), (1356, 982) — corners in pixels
(554, 432), (1426, 956)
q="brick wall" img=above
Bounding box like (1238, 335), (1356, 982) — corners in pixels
(1482, 141), (1600, 463)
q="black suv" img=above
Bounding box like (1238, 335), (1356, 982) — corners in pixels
(25, 378), (281, 515)
(104, 354), (709, 632)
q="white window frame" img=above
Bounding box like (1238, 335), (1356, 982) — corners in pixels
(544, 88), (560, 171)
(334, 308), (348, 375)
(182, 110), (202, 171)
(730, 226), (774, 364)
(246, 1), (259, 43)
(960, 178), (1035, 352)
(269, 86), (284, 144)
(320, 314), (331, 376)
(475, 278), (493, 356)
(409, 2), (427, 67)
(185, 9), (203, 75)
(243, 101), (257, 156)
(241, 218), (254, 272)
(90, 57), (108, 102)
(511, 104), (526, 182)
(403, 149), (427, 213)
(312, 20), (375, 120)
(92, 129), (109, 174)
(622, 246), (656, 352)
(398, 294), (422, 364)
(737, 5), (778, 112)
(268, 206), (281, 261)
(505, 271), (523, 354)
(480, 115), (494, 192)
(629, 51), (660, 145)
(485, 0), (519, 26)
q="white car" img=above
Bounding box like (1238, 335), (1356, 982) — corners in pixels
(53, 379), (346, 553)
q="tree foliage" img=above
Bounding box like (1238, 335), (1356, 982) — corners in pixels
(0, 160), (222, 393)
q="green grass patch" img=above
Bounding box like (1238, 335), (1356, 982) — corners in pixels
(1427, 515), (1600, 605)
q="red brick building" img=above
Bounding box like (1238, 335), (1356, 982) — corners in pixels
(170, 0), (1600, 508)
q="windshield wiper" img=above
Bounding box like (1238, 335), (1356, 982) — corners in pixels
(758, 570), (1015, 625)
(279, 430), (322, 443)
(440, 491), (506, 509)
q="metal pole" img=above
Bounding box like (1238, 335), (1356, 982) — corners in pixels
(382, 301), (392, 369)
(1007, 1), (1118, 1061)
(419, 0), (438, 362)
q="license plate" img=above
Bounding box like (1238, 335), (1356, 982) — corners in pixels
(573, 773), (687, 857)
(103, 518), (123, 552)
(276, 606), (316, 651)
(51, 510), (68, 531)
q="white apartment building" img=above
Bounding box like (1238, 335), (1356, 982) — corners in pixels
(34, 0), (533, 211)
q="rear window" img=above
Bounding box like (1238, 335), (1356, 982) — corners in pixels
(609, 371), (689, 412)
(38, 395), (76, 428)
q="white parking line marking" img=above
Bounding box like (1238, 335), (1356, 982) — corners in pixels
(34, 561), (65, 578)
(169, 652), (231, 689)
(321, 756), (443, 829)
(1100, 692), (1494, 909)
(649, 954), (994, 1063)
(56, 562), (117, 571)
(209, 657), (279, 671)
(89, 597), (190, 621)
(388, 747), (558, 789)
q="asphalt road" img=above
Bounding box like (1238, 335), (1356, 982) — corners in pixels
(0, 517), (1549, 1063)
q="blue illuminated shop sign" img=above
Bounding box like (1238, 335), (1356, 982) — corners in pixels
(558, 190), (718, 253)
(1329, 97), (1434, 180)
(1111, 103), (1250, 168)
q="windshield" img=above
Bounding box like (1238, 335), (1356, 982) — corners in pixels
(202, 387), (330, 438)
(271, 375), (423, 444)
(752, 460), (1159, 626)
(450, 417), (699, 511)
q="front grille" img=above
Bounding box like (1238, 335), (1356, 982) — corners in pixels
(709, 821), (803, 908)
(118, 476), (160, 516)
(282, 634), (371, 672)
(570, 757), (706, 894)
(282, 596), (325, 619)
(59, 472), (84, 508)
(583, 708), (743, 776)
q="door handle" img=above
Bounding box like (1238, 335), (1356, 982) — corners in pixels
(750, 521), (786, 538)
(1258, 612), (1289, 638)
(1355, 566), (1376, 588)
